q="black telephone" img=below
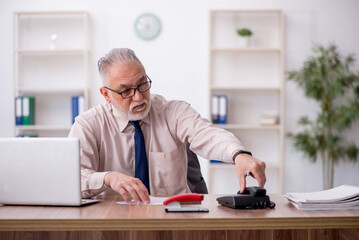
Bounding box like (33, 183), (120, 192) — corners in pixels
(216, 187), (275, 209)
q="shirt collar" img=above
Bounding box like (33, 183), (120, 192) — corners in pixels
(111, 104), (150, 132)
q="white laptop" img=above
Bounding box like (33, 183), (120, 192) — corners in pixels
(0, 137), (100, 206)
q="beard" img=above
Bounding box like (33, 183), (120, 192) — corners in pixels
(112, 97), (151, 121)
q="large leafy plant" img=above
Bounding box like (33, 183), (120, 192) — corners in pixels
(287, 43), (359, 189)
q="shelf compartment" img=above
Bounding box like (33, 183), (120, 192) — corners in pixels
(211, 51), (281, 88)
(211, 90), (280, 126)
(210, 10), (282, 49)
(15, 12), (87, 50)
(18, 54), (86, 90)
(13, 94), (81, 128)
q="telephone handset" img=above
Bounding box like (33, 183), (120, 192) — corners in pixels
(216, 187), (275, 209)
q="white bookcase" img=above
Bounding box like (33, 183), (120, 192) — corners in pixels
(208, 10), (285, 194)
(13, 11), (89, 137)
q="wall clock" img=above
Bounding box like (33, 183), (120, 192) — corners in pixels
(134, 13), (161, 40)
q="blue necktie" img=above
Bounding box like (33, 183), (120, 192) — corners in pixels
(130, 121), (150, 193)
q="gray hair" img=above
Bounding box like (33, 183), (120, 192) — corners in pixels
(98, 48), (144, 83)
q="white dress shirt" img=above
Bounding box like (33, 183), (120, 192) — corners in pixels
(68, 94), (244, 198)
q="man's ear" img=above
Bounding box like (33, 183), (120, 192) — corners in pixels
(100, 87), (111, 103)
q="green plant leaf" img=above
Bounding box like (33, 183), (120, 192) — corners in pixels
(298, 116), (312, 126)
(346, 143), (359, 162)
(236, 28), (252, 37)
(332, 100), (359, 130)
(289, 131), (318, 163)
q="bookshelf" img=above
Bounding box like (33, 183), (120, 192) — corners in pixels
(208, 10), (285, 194)
(13, 11), (89, 137)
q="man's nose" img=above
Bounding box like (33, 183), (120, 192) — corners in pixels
(132, 89), (144, 101)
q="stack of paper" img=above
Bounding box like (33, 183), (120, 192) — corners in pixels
(284, 185), (359, 210)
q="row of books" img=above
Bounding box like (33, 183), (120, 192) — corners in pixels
(15, 96), (35, 125)
(16, 134), (38, 137)
(15, 96), (86, 125)
(211, 95), (228, 124)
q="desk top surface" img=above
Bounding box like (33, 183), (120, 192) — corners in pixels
(1, 194), (359, 231)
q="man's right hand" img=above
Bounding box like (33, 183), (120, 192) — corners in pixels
(104, 171), (150, 204)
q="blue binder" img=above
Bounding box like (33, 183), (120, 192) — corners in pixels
(15, 96), (22, 125)
(71, 96), (79, 124)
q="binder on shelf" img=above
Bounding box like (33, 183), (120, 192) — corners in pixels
(72, 96), (86, 124)
(15, 96), (22, 125)
(16, 134), (38, 138)
(78, 95), (85, 115)
(218, 95), (228, 124)
(211, 95), (219, 124)
(22, 96), (35, 125)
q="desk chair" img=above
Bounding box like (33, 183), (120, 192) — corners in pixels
(186, 143), (208, 194)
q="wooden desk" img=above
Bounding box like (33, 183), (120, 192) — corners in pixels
(0, 194), (358, 240)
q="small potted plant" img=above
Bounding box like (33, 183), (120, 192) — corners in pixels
(236, 28), (252, 47)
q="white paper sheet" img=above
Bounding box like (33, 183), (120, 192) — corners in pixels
(285, 185), (359, 203)
(284, 185), (359, 210)
(116, 196), (168, 205)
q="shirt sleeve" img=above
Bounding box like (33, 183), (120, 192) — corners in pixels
(68, 118), (110, 198)
(170, 101), (245, 163)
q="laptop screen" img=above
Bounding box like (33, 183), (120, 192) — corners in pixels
(0, 138), (84, 206)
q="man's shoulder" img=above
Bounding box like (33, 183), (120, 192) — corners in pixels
(76, 102), (112, 124)
(151, 94), (189, 110)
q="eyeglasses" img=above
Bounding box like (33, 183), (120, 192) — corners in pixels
(103, 76), (152, 99)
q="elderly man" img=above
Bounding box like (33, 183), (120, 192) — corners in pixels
(68, 48), (266, 204)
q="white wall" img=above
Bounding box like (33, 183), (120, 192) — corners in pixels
(1, 0), (359, 193)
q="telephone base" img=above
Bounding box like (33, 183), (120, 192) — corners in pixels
(217, 195), (275, 209)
